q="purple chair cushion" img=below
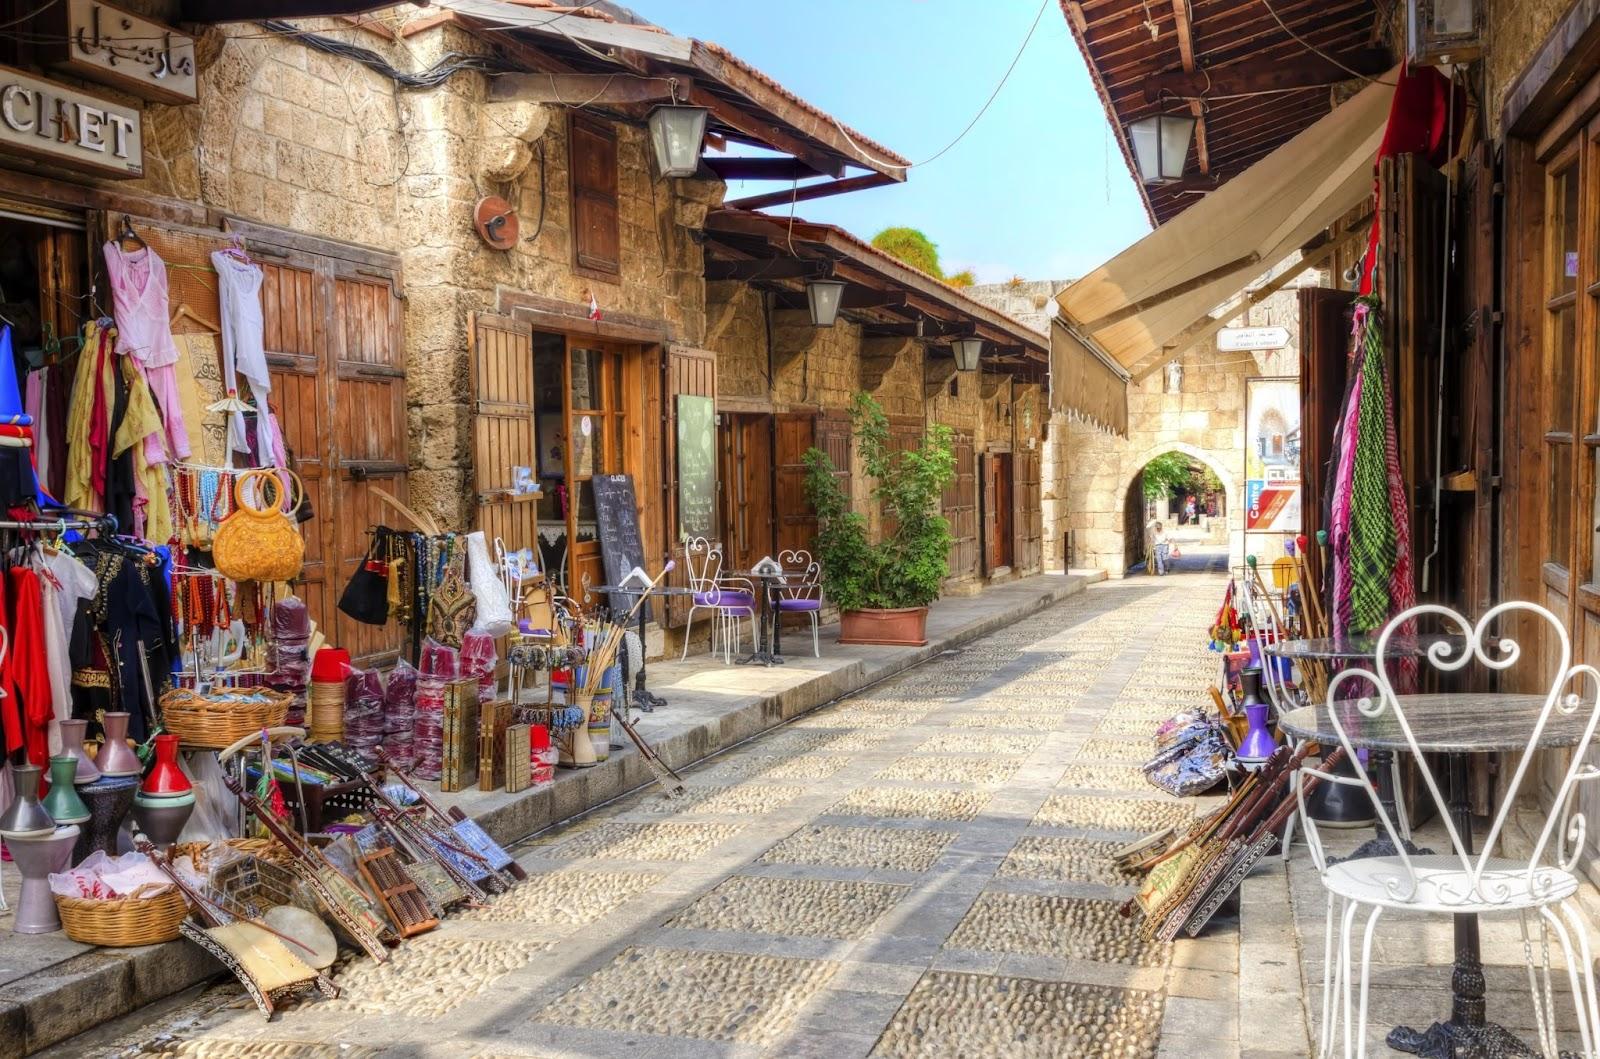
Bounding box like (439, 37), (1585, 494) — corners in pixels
(777, 597), (821, 612)
(694, 590), (754, 608)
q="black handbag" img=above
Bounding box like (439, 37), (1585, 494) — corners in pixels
(339, 530), (391, 625)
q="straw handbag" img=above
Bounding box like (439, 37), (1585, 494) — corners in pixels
(213, 469), (305, 583)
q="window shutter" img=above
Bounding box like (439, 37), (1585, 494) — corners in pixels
(570, 116), (620, 275)
(470, 312), (538, 554)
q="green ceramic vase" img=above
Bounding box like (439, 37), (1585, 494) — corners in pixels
(41, 756), (90, 825)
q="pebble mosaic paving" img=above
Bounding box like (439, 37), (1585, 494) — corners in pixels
(99, 574), (1233, 1058)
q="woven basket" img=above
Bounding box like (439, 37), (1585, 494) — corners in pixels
(171, 838), (293, 875)
(160, 687), (292, 749)
(55, 883), (189, 946)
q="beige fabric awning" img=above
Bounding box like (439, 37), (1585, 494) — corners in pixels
(1056, 74), (1396, 377)
(1050, 320), (1129, 435)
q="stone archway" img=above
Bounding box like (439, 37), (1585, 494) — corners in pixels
(1119, 442), (1242, 573)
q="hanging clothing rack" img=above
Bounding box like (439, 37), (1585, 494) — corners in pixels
(0, 512), (117, 533)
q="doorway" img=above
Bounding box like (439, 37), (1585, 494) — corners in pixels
(532, 332), (639, 596)
(982, 451), (1014, 574)
(718, 412), (774, 573)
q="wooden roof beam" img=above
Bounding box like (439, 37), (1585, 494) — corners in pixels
(488, 72), (686, 105)
(705, 258), (830, 281)
(1142, 49), (1392, 101)
(687, 87), (845, 178)
(726, 173), (896, 211)
(704, 157), (825, 181)
(1169, 0), (1210, 173)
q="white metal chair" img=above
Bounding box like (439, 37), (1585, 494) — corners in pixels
(1298, 602), (1600, 1058)
(679, 537), (757, 664)
(776, 549), (823, 658)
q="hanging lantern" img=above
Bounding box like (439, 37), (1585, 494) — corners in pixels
(952, 336), (984, 371)
(647, 104), (709, 178)
(1406, 0), (1482, 65)
(806, 279), (846, 327)
(1128, 113), (1196, 184)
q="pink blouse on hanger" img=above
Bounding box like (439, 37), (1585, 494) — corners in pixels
(101, 242), (191, 462)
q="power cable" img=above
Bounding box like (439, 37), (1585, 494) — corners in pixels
(825, 0), (1050, 171)
(1258, 0), (1396, 85)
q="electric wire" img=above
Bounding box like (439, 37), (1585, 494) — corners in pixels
(1258, 0), (1396, 85)
(0, 0), (58, 31)
(824, 0), (1050, 171)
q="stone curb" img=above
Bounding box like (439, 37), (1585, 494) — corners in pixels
(2, 572), (1101, 1057)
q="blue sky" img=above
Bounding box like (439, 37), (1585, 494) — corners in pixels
(628, 0), (1152, 284)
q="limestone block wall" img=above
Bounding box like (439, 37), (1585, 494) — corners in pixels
(1060, 285), (1306, 576)
(704, 282), (770, 403)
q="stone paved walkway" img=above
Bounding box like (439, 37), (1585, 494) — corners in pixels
(54, 559), (1251, 1059)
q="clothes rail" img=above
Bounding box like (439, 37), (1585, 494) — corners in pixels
(0, 514), (118, 532)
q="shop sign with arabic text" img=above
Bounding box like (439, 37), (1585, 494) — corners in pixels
(46, 0), (197, 105)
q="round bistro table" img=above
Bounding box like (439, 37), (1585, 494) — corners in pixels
(1280, 693), (1587, 1058)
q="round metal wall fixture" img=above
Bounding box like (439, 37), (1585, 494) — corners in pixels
(474, 196), (519, 250)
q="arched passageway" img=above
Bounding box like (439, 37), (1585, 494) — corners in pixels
(1121, 447), (1236, 575)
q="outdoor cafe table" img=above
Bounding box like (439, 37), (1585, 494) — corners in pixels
(726, 568), (790, 667)
(1279, 693), (1587, 1056)
(1266, 635), (1467, 845)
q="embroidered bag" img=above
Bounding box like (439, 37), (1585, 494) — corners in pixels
(213, 469), (305, 583)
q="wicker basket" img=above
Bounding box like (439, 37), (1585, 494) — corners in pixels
(171, 838), (293, 875)
(160, 687), (292, 749)
(55, 883), (190, 946)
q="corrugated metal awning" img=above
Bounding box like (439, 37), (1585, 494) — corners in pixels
(1050, 319), (1128, 436)
(1055, 74), (1396, 379)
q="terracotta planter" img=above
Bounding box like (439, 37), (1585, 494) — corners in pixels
(838, 606), (929, 647)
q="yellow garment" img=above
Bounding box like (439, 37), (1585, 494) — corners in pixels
(113, 356), (174, 544)
(63, 320), (113, 512)
(172, 333), (217, 464)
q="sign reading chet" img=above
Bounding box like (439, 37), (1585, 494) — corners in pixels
(0, 65), (143, 178)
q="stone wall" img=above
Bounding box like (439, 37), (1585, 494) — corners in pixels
(1060, 280), (1308, 575)
(963, 279), (1072, 336)
(1485, 0), (1577, 135)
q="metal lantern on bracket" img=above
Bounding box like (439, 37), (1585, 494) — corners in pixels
(1127, 113), (1196, 184)
(806, 279), (846, 327)
(647, 104), (709, 178)
(1406, 0), (1483, 65)
(952, 336), (984, 371)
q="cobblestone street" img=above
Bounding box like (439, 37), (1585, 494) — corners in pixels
(61, 564), (1245, 1059)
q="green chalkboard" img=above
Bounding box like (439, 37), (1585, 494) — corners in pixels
(676, 393), (716, 540)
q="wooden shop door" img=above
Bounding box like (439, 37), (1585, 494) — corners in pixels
(719, 413), (774, 573)
(983, 453), (1014, 574)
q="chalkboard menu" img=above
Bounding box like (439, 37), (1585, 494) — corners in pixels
(592, 473), (651, 622)
(676, 393), (716, 540)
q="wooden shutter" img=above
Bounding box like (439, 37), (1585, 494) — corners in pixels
(330, 268), (407, 664)
(1015, 445), (1042, 574)
(879, 415), (924, 539)
(664, 345), (717, 627)
(469, 313), (537, 553)
(1297, 285), (1356, 598)
(942, 430), (978, 580)
(570, 115), (620, 276)
(775, 412), (817, 555)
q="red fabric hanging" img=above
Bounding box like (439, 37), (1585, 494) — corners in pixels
(1359, 64), (1467, 296)
(7, 567), (51, 766)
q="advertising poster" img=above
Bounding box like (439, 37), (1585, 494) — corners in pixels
(1244, 377), (1301, 535)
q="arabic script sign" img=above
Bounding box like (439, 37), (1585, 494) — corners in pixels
(0, 65), (143, 178)
(51, 0), (197, 105)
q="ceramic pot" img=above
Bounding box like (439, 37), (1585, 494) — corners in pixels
(58, 719), (101, 784)
(1235, 668), (1279, 770)
(0, 764), (55, 838)
(41, 757), (89, 825)
(132, 793), (193, 847)
(93, 713), (142, 777)
(837, 606), (929, 647)
(72, 775), (137, 863)
(139, 734), (191, 797)
(9, 825), (79, 933)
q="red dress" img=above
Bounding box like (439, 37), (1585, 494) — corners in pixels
(6, 566), (52, 765)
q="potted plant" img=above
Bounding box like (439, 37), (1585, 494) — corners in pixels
(803, 392), (956, 646)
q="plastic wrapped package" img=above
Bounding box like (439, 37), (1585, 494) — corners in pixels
(270, 595), (312, 640)
(460, 627), (498, 704)
(419, 638), (459, 680)
(344, 666), (385, 766)
(412, 673), (446, 780)
(384, 660), (417, 734)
